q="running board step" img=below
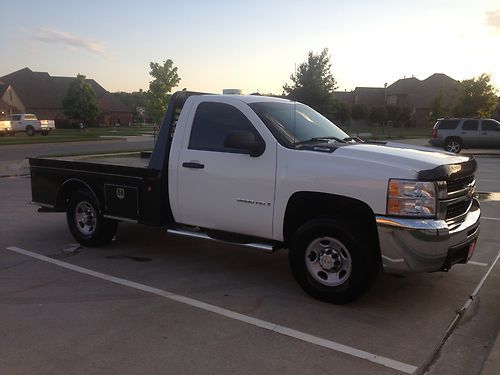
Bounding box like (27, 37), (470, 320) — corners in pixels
(166, 228), (280, 253)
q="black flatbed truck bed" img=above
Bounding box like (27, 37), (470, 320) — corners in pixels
(28, 91), (200, 227)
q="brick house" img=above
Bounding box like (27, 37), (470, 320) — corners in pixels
(387, 74), (459, 127)
(333, 73), (460, 127)
(0, 68), (132, 126)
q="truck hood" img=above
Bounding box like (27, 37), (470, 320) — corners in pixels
(335, 142), (475, 180)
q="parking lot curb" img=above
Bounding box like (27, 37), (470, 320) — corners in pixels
(481, 332), (500, 375)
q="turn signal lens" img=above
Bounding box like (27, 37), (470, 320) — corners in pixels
(387, 179), (436, 217)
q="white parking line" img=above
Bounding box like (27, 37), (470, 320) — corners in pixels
(468, 261), (488, 267)
(5, 246), (417, 374)
(481, 217), (500, 221)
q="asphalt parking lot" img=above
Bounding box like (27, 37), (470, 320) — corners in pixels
(0, 141), (499, 375)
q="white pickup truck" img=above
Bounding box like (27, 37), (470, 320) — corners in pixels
(8, 113), (55, 136)
(29, 91), (481, 303)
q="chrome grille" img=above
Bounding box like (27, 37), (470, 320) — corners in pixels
(445, 198), (472, 220)
(447, 176), (474, 194)
(439, 174), (475, 223)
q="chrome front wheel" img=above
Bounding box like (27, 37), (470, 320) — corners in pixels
(289, 217), (379, 304)
(305, 236), (352, 287)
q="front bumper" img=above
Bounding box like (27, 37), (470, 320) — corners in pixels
(376, 198), (480, 273)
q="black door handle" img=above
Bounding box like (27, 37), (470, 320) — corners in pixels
(182, 162), (204, 169)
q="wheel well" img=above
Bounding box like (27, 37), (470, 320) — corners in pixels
(445, 136), (462, 144)
(56, 179), (101, 212)
(283, 192), (380, 251)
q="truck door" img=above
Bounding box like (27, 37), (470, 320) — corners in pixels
(10, 114), (22, 131)
(175, 100), (276, 239)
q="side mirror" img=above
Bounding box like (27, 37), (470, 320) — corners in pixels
(224, 131), (265, 157)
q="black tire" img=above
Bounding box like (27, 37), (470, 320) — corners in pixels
(26, 126), (35, 136)
(66, 190), (118, 247)
(289, 217), (379, 304)
(444, 138), (462, 153)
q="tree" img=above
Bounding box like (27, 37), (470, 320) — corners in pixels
(385, 105), (401, 125)
(113, 90), (147, 121)
(283, 48), (338, 118)
(368, 106), (387, 125)
(63, 74), (100, 125)
(453, 73), (498, 117)
(429, 92), (450, 122)
(146, 60), (181, 123)
(351, 104), (367, 121)
(495, 96), (500, 120)
(333, 102), (351, 124)
(398, 106), (412, 127)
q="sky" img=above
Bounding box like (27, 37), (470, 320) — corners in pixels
(1, 0), (499, 95)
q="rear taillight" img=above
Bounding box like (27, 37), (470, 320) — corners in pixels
(431, 128), (438, 138)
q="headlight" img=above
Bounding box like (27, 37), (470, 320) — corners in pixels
(387, 179), (436, 217)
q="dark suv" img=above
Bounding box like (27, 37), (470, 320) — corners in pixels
(430, 118), (500, 153)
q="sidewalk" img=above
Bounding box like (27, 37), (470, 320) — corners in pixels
(0, 159), (30, 177)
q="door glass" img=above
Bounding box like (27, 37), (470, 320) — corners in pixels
(482, 120), (500, 131)
(438, 119), (460, 129)
(189, 102), (262, 153)
(462, 120), (478, 131)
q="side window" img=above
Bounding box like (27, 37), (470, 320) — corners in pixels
(438, 119), (460, 130)
(462, 120), (478, 131)
(11, 115), (21, 121)
(189, 102), (262, 153)
(482, 120), (500, 131)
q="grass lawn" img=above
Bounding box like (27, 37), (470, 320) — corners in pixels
(0, 125), (157, 146)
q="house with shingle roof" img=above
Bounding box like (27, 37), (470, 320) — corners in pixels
(333, 73), (460, 127)
(0, 68), (132, 127)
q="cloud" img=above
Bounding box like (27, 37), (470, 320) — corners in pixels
(27, 27), (106, 53)
(486, 9), (500, 33)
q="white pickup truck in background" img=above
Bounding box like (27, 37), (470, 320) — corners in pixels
(7, 113), (55, 136)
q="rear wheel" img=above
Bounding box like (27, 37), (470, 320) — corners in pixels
(26, 126), (35, 136)
(289, 217), (379, 304)
(66, 190), (117, 247)
(444, 138), (462, 153)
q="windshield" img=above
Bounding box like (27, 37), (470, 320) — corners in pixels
(249, 101), (349, 147)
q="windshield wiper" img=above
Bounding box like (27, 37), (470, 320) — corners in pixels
(343, 136), (363, 143)
(294, 136), (347, 146)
